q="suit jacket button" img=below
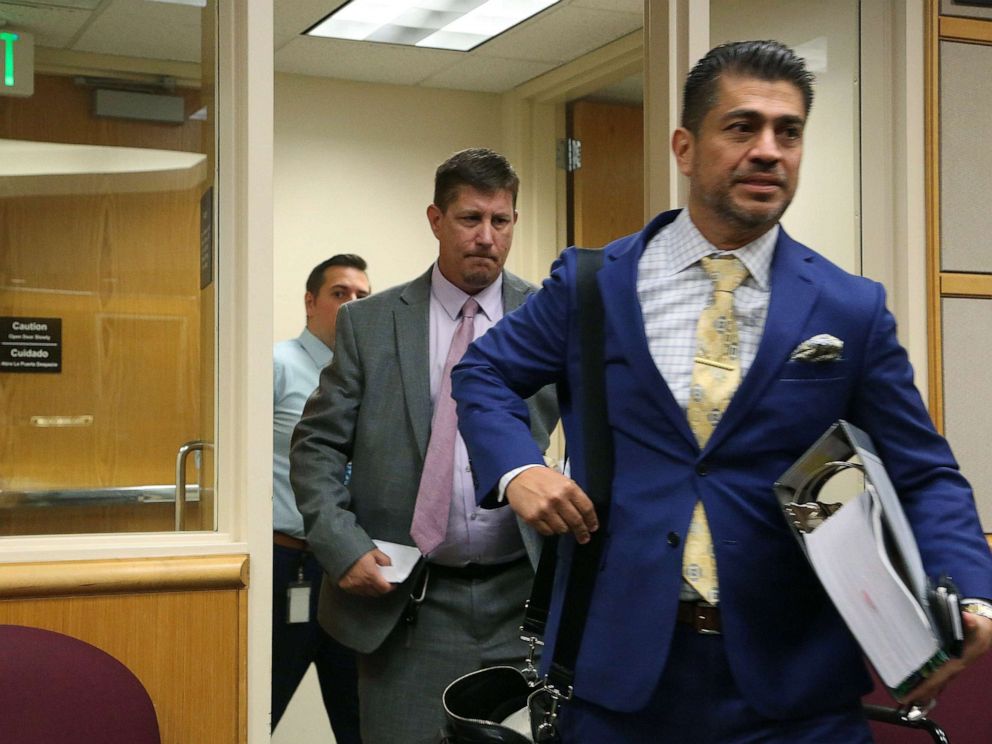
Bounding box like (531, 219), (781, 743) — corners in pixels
(695, 462), (708, 476)
(667, 532), (680, 547)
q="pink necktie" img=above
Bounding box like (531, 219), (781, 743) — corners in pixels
(410, 298), (479, 555)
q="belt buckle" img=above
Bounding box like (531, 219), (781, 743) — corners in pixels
(694, 604), (720, 635)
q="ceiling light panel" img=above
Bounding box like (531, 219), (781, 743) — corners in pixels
(307, 0), (560, 52)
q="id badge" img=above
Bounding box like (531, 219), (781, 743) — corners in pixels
(286, 581), (311, 624)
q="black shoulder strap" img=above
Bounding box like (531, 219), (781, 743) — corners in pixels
(522, 248), (613, 694)
(574, 248), (613, 512)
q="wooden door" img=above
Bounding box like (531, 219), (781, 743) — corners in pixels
(567, 99), (645, 248)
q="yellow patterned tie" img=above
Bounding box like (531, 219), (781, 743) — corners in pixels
(683, 255), (749, 605)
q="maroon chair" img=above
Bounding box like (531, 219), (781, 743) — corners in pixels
(863, 655), (992, 744)
(0, 624), (160, 744)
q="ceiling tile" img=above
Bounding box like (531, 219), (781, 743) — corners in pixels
(422, 55), (556, 92)
(273, 0), (346, 51)
(474, 5), (641, 64)
(72, 0), (202, 61)
(2, 0), (646, 94)
(2, 0), (101, 9)
(0, 2), (91, 47)
(275, 35), (461, 86)
(569, 0), (643, 14)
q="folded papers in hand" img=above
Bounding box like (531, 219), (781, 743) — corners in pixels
(372, 539), (422, 583)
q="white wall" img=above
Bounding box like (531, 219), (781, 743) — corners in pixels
(710, 0), (861, 274)
(273, 73), (505, 342)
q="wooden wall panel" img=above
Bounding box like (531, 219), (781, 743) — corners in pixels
(0, 74), (204, 153)
(0, 555), (248, 744)
(0, 503), (203, 537)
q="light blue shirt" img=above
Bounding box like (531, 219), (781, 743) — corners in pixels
(274, 328), (331, 538)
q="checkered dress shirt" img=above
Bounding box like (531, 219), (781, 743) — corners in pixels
(636, 210), (778, 409)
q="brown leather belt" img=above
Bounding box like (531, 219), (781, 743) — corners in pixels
(676, 600), (722, 634)
(273, 531), (308, 551)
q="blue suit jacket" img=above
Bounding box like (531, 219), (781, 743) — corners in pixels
(452, 209), (992, 718)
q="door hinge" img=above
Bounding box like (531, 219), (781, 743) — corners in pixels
(557, 137), (582, 172)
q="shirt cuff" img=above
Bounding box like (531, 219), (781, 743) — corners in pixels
(497, 464), (544, 503)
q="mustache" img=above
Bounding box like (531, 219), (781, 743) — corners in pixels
(732, 166), (786, 186)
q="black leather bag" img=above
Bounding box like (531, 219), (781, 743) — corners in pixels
(439, 250), (611, 744)
(441, 665), (561, 744)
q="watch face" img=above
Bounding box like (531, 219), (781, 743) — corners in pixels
(964, 603), (992, 621)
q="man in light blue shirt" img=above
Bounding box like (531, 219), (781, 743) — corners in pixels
(272, 254), (369, 740)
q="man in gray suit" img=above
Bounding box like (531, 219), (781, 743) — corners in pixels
(291, 148), (558, 744)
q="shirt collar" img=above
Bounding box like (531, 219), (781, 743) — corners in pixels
(656, 209), (777, 291)
(430, 262), (503, 320)
(298, 327), (332, 367)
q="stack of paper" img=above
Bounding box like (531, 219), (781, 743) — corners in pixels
(804, 488), (941, 689)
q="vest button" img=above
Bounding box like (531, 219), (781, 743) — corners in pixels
(667, 531), (680, 547)
(696, 462), (708, 476)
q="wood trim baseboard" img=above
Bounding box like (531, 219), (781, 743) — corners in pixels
(0, 554), (248, 599)
(939, 16), (992, 45)
(940, 272), (992, 298)
(926, 0), (944, 424)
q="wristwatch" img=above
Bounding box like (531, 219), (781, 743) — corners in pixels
(962, 598), (992, 622)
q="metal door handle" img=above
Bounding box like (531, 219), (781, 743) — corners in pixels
(175, 440), (212, 530)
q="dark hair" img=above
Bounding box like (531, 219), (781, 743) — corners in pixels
(433, 148), (519, 212)
(305, 254), (368, 296)
(681, 40), (815, 135)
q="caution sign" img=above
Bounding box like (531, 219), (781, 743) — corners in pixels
(1, 317), (61, 373)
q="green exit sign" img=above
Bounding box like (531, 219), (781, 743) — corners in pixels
(0, 30), (34, 98)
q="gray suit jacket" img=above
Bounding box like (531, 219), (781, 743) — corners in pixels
(290, 267), (559, 653)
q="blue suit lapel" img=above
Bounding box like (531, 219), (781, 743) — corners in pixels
(395, 269), (433, 458)
(598, 210), (698, 450)
(704, 228), (821, 452)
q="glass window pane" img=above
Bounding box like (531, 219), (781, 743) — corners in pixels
(0, 2), (217, 535)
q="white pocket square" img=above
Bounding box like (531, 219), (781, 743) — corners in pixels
(789, 334), (844, 362)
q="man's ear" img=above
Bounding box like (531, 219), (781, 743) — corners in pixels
(304, 291), (316, 319)
(672, 127), (694, 178)
(426, 203), (443, 239)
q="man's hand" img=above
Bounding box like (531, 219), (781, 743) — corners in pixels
(505, 467), (599, 544)
(900, 611), (992, 707)
(338, 548), (396, 597)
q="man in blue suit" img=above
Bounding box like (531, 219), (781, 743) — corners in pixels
(452, 40), (992, 742)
